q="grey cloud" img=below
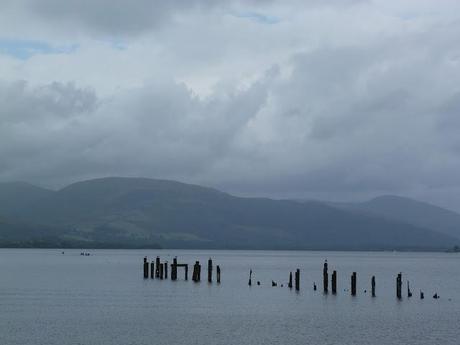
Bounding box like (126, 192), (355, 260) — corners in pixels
(0, 0), (367, 37)
(2, 1), (460, 212)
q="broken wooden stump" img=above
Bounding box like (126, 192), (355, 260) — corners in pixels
(295, 269), (300, 291)
(159, 263), (164, 280)
(396, 273), (402, 299)
(155, 256), (160, 278)
(331, 270), (337, 294)
(171, 257), (178, 281)
(351, 272), (357, 296)
(216, 265), (221, 283)
(371, 275), (376, 297)
(288, 272), (293, 289)
(323, 260), (328, 293)
(208, 258), (213, 283)
(192, 261), (201, 282)
(143, 257), (149, 279)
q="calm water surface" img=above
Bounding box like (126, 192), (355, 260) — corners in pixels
(0, 249), (459, 345)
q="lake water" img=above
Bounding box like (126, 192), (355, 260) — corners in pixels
(0, 249), (459, 345)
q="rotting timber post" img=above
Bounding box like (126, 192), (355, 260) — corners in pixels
(192, 261), (201, 282)
(396, 273), (402, 299)
(331, 270), (337, 294)
(155, 256), (160, 278)
(143, 257), (149, 279)
(216, 265), (221, 283)
(288, 272), (293, 289)
(371, 276), (376, 297)
(323, 260), (328, 293)
(351, 272), (357, 296)
(171, 257), (178, 281)
(208, 258), (213, 283)
(295, 269), (300, 291)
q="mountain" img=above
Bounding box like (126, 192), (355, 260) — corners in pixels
(331, 195), (460, 240)
(0, 182), (54, 216)
(0, 177), (458, 250)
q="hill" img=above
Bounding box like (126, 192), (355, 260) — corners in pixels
(331, 195), (460, 240)
(0, 177), (457, 250)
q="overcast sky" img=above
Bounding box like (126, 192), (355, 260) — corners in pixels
(1, 0), (460, 210)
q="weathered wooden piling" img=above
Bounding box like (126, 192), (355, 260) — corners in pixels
(407, 281), (412, 298)
(185, 264), (189, 281)
(313, 282), (317, 291)
(396, 273), (402, 299)
(371, 276), (376, 297)
(351, 272), (357, 296)
(420, 290), (424, 299)
(143, 257), (149, 279)
(323, 260), (328, 293)
(192, 261), (201, 282)
(295, 269), (300, 291)
(155, 256), (160, 278)
(288, 272), (293, 289)
(171, 258), (177, 280)
(208, 258), (213, 283)
(216, 265), (221, 283)
(248, 269), (252, 286)
(332, 270), (337, 294)
(164, 262), (168, 279)
(150, 261), (155, 279)
(159, 263), (164, 280)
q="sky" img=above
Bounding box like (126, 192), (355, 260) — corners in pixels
(1, 0), (460, 211)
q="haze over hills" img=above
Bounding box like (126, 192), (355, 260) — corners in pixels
(330, 195), (460, 240)
(0, 177), (459, 250)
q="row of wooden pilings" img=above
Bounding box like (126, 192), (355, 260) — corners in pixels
(248, 260), (438, 299)
(143, 256), (221, 283)
(318, 260), (436, 299)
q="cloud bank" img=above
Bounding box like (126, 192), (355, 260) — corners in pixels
(1, 0), (460, 210)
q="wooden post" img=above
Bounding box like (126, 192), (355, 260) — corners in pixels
(407, 281), (412, 298)
(150, 261), (155, 279)
(159, 263), (164, 280)
(351, 272), (357, 296)
(420, 290), (424, 299)
(185, 264), (189, 281)
(216, 265), (221, 283)
(143, 257), (149, 279)
(193, 261), (200, 282)
(171, 257), (177, 280)
(164, 262), (168, 279)
(208, 258), (213, 283)
(288, 272), (293, 289)
(371, 276), (376, 297)
(323, 260), (328, 293)
(295, 269), (300, 291)
(248, 269), (252, 286)
(155, 256), (160, 278)
(396, 273), (402, 299)
(192, 262), (197, 281)
(331, 270), (337, 294)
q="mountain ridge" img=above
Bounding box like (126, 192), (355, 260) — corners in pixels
(0, 177), (458, 250)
